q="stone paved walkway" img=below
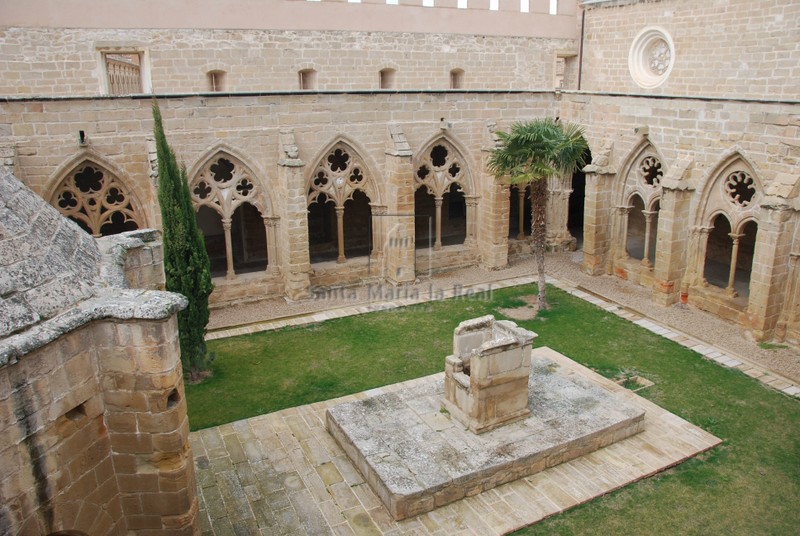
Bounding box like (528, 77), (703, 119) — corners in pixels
(191, 351), (721, 535)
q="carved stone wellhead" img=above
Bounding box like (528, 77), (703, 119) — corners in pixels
(442, 315), (537, 434)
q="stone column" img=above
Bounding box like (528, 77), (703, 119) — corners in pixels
(264, 216), (280, 274)
(726, 233), (744, 297)
(516, 187), (526, 240)
(616, 206), (632, 259)
(546, 173), (574, 251)
(433, 197), (443, 250)
(464, 194), (479, 246)
(370, 204), (387, 262)
(221, 218), (235, 280)
(335, 205), (346, 263)
(641, 210), (656, 267)
(277, 128), (311, 300)
(743, 200), (794, 340)
(384, 124), (416, 285)
(581, 164), (616, 275)
(688, 226), (713, 289)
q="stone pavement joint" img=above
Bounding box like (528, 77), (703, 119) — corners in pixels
(193, 361), (721, 535)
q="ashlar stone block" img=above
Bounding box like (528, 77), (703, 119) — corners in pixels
(442, 315), (537, 434)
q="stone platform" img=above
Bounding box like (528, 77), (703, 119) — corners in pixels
(326, 347), (646, 520)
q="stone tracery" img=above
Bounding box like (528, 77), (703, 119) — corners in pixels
(307, 142), (378, 263)
(53, 163), (141, 237)
(617, 149), (663, 268)
(695, 158), (761, 299)
(414, 139), (476, 249)
(190, 153), (276, 279)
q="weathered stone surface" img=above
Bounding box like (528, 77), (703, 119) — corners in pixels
(0, 170), (197, 535)
(327, 347), (646, 520)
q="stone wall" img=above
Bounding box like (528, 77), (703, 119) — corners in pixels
(1, 170), (199, 535)
(561, 91), (800, 340)
(0, 27), (576, 97)
(0, 315), (197, 535)
(1, 92), (559, 305)
(1, 325), (126, 535)
(579, 0), (800, 100)
(0, 0), (578, 37)
(3, 87), (799, 338)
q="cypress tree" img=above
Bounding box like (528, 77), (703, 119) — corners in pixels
(152, 101), (214, 381)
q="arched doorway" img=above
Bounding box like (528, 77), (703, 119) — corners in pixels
(308, 192), (338, 263)
(196, 205), (226, 277)
(343, 190), (372, 259)
(306, 143), (379, 264)
(508, 184), (532, 240)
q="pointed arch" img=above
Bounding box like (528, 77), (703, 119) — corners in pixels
(188, 144), (276, 279)
(612, 139), (665, 272)
(305, 136), (382, 264)
(305, 135), (382, 206)
(413, 132), (475, 197)
(616, 138), (666, 209)
(413, 133), (477, 250)
(188, 143), (274, 218)
(47, 150), (145, 237)
(693, 149), (764, 301)
(695, 148), (763, 229)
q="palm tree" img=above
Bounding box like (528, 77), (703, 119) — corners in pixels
(487, 118), (589, 310)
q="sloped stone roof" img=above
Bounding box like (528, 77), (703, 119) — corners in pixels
(0, 168), (99, 338)
(0, 169), (187, 365)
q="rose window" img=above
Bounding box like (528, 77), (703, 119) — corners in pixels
(648, 41), (671, 76)
(629, 27), (675, 89)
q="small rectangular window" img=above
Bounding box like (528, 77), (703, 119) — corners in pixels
(208, 70), (227, 92)
(490, 0), (499, 11)
(520, 0), (529, 13)
(550, 0), (558, 15)
(458, 0), (468, 8)
(380, 68), (396, 89)
(450, 69), (464, 90)
(98, 47), (151, 95)
(299, 69), (317, 90)
(104, 52), (142, 95)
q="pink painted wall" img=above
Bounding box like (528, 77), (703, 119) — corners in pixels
(0, 0), (578, 38)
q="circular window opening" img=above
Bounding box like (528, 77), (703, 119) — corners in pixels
(629, 27), (675, 89)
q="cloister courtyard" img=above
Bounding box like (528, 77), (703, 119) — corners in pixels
(185, 252), (800, 535)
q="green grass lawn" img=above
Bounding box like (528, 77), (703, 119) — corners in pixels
(185, 284), (800, 535)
